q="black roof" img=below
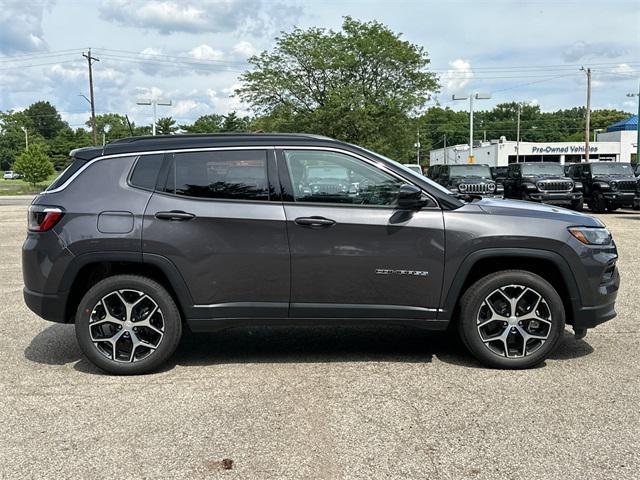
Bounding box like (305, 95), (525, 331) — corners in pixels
(71, 133), (342, 160)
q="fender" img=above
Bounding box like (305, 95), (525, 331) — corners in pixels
(439, 247), (581, 322)
(60, 251), (194, 317)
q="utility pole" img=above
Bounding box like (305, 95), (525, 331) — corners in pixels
(136, 99), (172, 136)
(516, 104), (521, 163)
(581, 67), (591, 162)
(21, 126), (28, 151)
(83, 49), (99, 146)
(627, 82), (640, 165)
(453, 92), (491, 163)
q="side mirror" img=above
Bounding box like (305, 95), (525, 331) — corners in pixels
(398, 183), (424, 209)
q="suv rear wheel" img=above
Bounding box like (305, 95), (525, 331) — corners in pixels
(458, 270), (565, 369)
(75, 275), (182, 375)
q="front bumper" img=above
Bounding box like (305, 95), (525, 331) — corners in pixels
(23, 287), (69, 323)
(602, 191), (638, 206)
(528, 191), (582, 205)
(572, 266), (619, 330)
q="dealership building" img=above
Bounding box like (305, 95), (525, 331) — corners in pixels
(429, 115), (638, 166)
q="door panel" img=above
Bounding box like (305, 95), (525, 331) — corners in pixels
(278, 148), (445, 319)
(142, 149), (289, 318)
(284, 204), (445, 318)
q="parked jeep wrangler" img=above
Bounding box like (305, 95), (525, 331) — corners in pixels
(503, 162), (583, 210)
(566, 162), (639, 212)
(23, 134), (618, 374)
(428, 163), (503, 197)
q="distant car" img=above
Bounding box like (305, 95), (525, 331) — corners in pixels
(566, 162), (639, 212)
(504, 162), (583, 211)
(429, 163), (502, 198)
(634, 164), (640, 177)
(3, 171), (21, 180)
(404, 164), (423, 175)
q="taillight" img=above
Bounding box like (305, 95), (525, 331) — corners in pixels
(28, 205), (64, 232)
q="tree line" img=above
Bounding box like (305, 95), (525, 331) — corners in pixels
(0, 17), (632, 184)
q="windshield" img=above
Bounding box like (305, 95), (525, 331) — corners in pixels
(591, 162), (634, 176)
(449, 165), (491, 178)
(306, 165), (349, 181)
(405, 165), (423, 174)
(521, 163), (564, 176)
(354, 145), (458, 197)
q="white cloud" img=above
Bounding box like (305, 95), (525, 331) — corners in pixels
(233, 41), (257, 59)
(188, 45), (224, 62)
(98, 0), (301, 36)
(0, 0), (54, 54)
(442, 59), (474, 92)
(562, 41), (626, 62)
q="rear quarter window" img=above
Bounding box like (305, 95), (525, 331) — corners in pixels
(129, 154), (165, 190)
(46, 158), (87, 191)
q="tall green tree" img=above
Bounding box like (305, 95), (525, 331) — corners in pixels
(236, 17), (439, 162)
(0, 110), (47, 170)
(12, 144), (55, 187)
(221, 112), (251, 132)
(24, 101), (67, 139)
(179, 114), (224, 133)
(156, 117), (177, 135)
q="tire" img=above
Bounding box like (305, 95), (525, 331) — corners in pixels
(591, 192), (607, 213)
(570, 199), (583, 211)
(75, 275), (182, 375)
(458, 270), (565, 369)
(520, 191), (530, 201)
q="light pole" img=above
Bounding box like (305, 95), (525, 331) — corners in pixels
(136, 99), (172, 136)
(627, 82), (640, 164)
(452, 92), (491, 163)
(593, 128), (604, 142)
(20, 126), (28, 151)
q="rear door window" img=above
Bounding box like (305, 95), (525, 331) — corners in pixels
(163, 150), (269, 201)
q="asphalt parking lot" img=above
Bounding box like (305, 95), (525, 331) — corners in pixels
(1, 202), (639, 480)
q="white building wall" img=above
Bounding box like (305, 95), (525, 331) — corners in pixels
(430, 140), (625, 166)
(596, 130), (637, 162)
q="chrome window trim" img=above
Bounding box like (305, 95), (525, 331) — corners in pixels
(41, 145), (439, 208)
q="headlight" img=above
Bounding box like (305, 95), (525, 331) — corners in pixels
(536, 181), (545, 190)
(574, 181), (583, 191)
(610, 181), (618, 191)
(568, 227), (612, 245)
(458, 183), (468, 192)
(487, 183), (496, 191)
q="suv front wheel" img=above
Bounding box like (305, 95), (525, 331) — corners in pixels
(75, 275), (182, 375)
(458, 270), (565, 369)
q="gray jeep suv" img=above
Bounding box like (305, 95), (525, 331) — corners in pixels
(22, 134), (619, 374)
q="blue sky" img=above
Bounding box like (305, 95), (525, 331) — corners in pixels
(1, 0), (638, 130)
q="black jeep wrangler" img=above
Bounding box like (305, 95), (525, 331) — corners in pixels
(566, 162), (639, 212)
(503, 162), (583, 211)
(428, 164), (502, 197)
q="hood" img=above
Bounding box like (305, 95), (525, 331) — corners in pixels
(451, 177), (495, 185)
(522, 174), (570, 181)
(593, 175), (637, 182)
(469, 197), (603, 226)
